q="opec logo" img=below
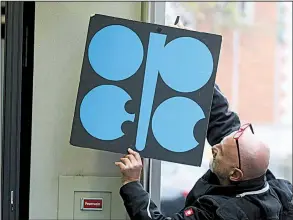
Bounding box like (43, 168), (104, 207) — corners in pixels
(79, 24), (214, 153)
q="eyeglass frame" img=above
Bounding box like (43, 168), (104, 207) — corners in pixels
(233, 123), (254, 170)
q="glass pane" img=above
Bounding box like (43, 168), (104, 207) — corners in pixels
(161, 2), (292, 215)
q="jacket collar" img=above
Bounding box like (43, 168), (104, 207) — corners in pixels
(185, 170), (266, 206)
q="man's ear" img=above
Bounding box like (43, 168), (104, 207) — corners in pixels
(229, 168), (243, 182)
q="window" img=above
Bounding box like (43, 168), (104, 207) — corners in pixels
(237, 2), (255, 25)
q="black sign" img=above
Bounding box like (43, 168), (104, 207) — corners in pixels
(70, 14), (222, 166)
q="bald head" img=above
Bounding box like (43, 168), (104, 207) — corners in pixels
(210, 129), (270, 184)
(234, 131), (270, 180)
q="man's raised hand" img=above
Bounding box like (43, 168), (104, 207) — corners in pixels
(115, 148), (143, 185)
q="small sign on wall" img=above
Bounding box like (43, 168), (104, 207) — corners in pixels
(80, 198), (103, 211)
(70, 14), (222, 166)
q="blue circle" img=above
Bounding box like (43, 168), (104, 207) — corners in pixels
(152, 97), (205, 152)
(160, 37), (214, 93)
(88, 25), (144, 81)
(80, 85), (135, 140)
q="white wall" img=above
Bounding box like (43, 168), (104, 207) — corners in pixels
(30, 2), (141, 219)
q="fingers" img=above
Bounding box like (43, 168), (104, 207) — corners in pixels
(169, 23), (184, 29)
(176, 23), (185, 29)
(115, 162), (126, 170)
(169, 24), (194, 31)
(125, 154), (136, 164)
(169, 24), (182, 29)
(115, 148), (142, 170)
(120, 157), (131, 167)
(128, 148), (142, 163)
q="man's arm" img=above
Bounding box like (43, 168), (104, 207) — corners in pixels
(116, 149), (213, 220)
(207, 84), (241, 146)
(120, 181), (213, 220)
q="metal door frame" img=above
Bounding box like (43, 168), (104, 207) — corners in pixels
(1, 2), (35, 220)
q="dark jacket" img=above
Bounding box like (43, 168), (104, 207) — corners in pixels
(206, 84), (240, 146)
(120, 170), (293, 220)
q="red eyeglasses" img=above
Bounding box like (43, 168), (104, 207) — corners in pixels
(233, 123), (254, 170)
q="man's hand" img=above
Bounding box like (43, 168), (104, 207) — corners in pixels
(115, 148), (143, 185)
(170, 23), (194, 31)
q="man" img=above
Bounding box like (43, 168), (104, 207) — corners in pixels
(116, 124), (293, 219)
(115, 22), (292, 219)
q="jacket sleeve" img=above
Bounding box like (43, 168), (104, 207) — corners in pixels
(120, 181), (213, 220)
(207, 84), (241, 146)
